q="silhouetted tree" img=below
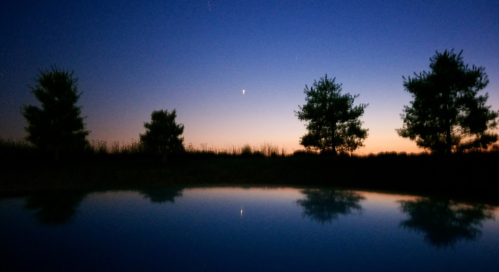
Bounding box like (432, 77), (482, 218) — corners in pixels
(140, 109), (185, 155)
(296, 189), (365, 224)
(296, 75), (368, 154)
(397, 50), (498, 153)
(399, 198), (494, 248)
(22, 66), (90, 159)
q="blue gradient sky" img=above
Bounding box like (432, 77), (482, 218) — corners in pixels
(1, 1), (498, 154)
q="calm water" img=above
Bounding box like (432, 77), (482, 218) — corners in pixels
(1, 186), (498, 271)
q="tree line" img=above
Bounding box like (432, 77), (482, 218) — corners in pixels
(20, 49), (499, 158)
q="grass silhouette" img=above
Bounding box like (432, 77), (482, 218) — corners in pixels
(1, 138), (498, 205)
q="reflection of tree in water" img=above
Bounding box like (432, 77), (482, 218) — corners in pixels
(138, 185), (184, 203)
(25, 191), (86, 225)
(296, 189), (365, 224)
(399, 198), (494, 248)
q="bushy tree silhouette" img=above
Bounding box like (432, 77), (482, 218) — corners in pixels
(296, 75), (368, 154)
(397, 50), (498, 153)
(22, 66), (89, 159)
(140, 109), (185, 155)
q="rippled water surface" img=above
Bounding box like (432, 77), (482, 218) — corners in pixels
(1, 186), (498, 271)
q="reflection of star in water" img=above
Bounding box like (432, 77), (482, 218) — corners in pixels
(240, 209), (243, 216)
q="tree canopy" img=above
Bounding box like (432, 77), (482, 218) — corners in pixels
(296, 75), (368, 154)
(397, 50), (498, 153)
(140, 109), (185, 155)
(22, 66), (89, 158)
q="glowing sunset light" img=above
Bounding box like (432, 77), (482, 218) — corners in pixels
(0, 1), (497, 154)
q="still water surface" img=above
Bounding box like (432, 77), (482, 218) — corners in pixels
(1, 186), (498, 271)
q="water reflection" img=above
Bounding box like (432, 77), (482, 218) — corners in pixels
(399, 198), (494, 247)
(2, 187), (499, 271)
(138, 185), (184, 203)
(21, 185), (185, 225)
(296, 188), (365, 224)
(24, 191), (86, 225)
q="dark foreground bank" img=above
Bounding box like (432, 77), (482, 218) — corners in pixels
(1, 151), (498, 205)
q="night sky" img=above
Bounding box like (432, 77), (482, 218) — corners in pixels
(1, 1), (498, 154)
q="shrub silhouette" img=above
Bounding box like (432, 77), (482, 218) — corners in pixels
(140, 109), (185, 156)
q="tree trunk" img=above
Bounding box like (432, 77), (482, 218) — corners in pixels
(55, 146), (60, 161)
(446, 122), (452, 154)
(331, 121), (337, 155)
(445, 101), (452, 154)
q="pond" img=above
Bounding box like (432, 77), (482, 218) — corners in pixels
(1, 186), (498, 271)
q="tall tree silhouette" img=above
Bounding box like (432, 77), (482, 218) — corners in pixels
(397, 50), (498, 153)
(22, 66), (90, 159)
(296, 75), (368, 154)
(399, 198), (494, 248)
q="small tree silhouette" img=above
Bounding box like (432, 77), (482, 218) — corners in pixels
(140, 109), (185, 156)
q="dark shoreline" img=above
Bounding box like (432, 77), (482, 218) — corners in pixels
(1, 152), (498, 205)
